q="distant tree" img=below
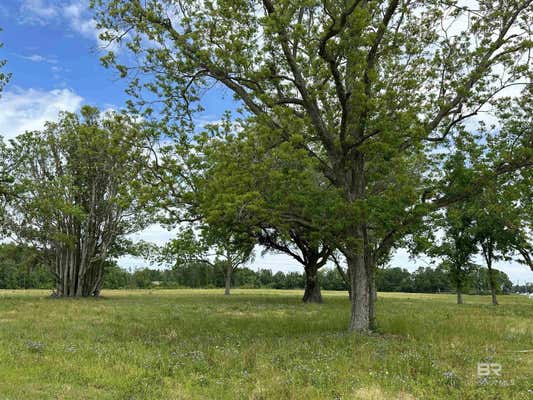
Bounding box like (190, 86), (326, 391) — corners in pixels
(171, 261), (214, 288)
(162, 227), (254, 295)
(411, 266), (451, 294)
(512, 282), (533, 294)
(425, 154), (480, 305)
(375, 267), (413, 293)
(1, 107), (153, 296)
(320, 267), (349, 291)
(132, 268), (153, 289)
(0, 244), (54, 289)
(256, 269), (274, 288)
(285, 271), (305, 289)
(471, 267), (513, 296)
(270, 271), (285, 289)
(234, 267), (259, 288)
(102, 261), (131, 289)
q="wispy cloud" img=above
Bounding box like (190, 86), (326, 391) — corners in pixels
(19, 0), (58, 25)
(18, 1), (114, 50)
(62, 2), (101, 44)
(19, 54), (58, 64)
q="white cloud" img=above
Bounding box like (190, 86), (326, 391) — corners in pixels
(116, 255), (153, 271)
(250, 248), (304, 273)
(18, 1), (114, 50)
(20, 0), (58, 24)
(19, 54), (58, 64)
(126, 224), (179, 247)
(0, 87), (83, 139)
(116, 224), (179, 270)
(63, 2), (120, 51)
(63, 2), (101, 45)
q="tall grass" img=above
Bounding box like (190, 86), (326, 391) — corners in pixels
(0, 289), (531, 399)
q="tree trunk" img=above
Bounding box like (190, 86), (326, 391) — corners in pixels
(52, 249), (103, 297)
(487, 263), (498, 306)
(332, 253), (351, 300)
(303, 264), (322, 303)
(456, 286), (463, 304)
(483, 248), (498, 306)
(368, 265), (376, 330)
(347, 251), (370, 332)
(364, 240), (377, 331)
(224, 263), (232, 296)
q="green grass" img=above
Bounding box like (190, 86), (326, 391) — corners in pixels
(0, 289), (531, 399)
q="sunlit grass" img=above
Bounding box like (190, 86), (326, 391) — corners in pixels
(0, 289), (531, 399)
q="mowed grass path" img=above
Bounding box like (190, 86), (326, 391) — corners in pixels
(0, 289), (531, 399)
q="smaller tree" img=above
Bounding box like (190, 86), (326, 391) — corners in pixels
(162, 226), (254, 296)
(472, 202), (516, 305)
(459, 92), (532, 304)
(197, 121), (340, 303)
(428, 200), (479, 305)
(257, 227), (331, 303)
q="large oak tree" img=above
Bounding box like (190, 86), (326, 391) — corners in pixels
(92, 0), (532, 331)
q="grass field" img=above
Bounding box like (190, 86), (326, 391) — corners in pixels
(0, 289), (531, 399)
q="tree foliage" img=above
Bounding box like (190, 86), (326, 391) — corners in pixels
(0, 28), (10, 95)
(1, 106), (153, 296)
(92, 0), (533, 331)
(161, 225), (255, 295)
(198, 121), (340, 302)
(0, 244), (54, 289)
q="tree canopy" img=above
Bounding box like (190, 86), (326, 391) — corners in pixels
(1, 106), (154, 296)
(91, 0), (533, 331)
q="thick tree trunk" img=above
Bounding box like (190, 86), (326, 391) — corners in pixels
(483, 249), (498, 306)
(303, 264), (322, 303)
(490, 284), (498, 306)
(456, 287), (463, 304)
(224, 263), (232, 296)
(487, 264), (498, 306)
(53, 249), (103, 297)
(368, 265), (376, 330)
(347, 251), (370, 332)
(364, 237), (378, 331)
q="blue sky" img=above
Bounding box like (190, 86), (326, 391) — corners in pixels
(0, 0), (531, 284)
(1, 1), (126, 110)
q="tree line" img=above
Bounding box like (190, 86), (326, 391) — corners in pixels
(102, 264), (516, 295)
(1, 243), (519, 295)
